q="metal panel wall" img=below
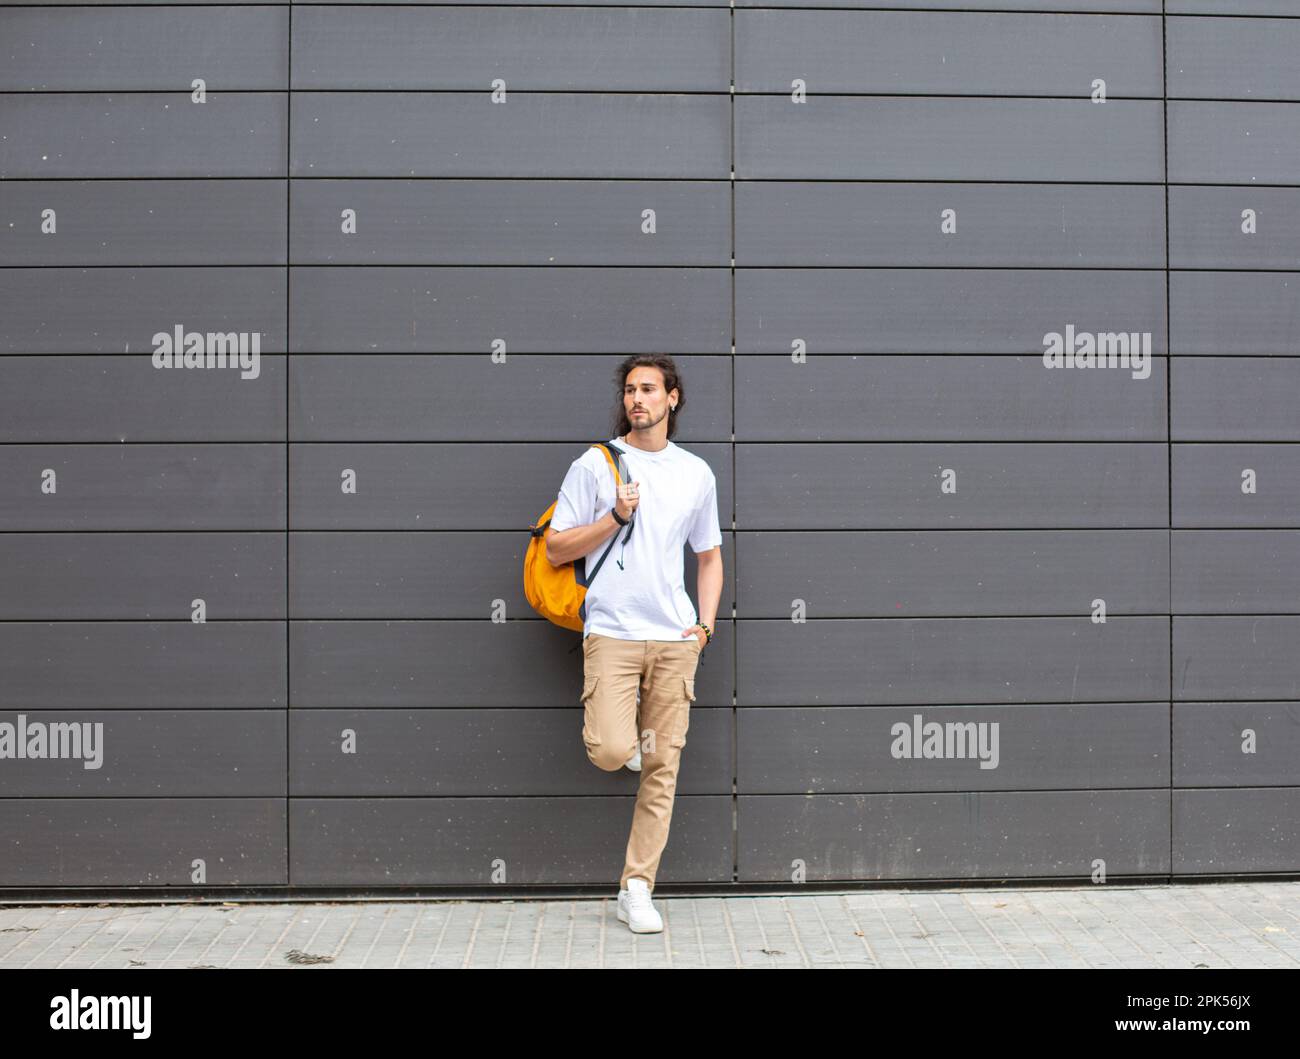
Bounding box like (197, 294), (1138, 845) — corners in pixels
(0, 4), (1296, 892)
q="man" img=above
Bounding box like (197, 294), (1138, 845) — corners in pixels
(545, 355), (723, 933)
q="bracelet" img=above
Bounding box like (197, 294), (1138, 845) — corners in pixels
(699, 622), (712, 645)
(611, 508), (629, 527)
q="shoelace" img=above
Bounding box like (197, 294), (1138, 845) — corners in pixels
(626, 887), (653, 910)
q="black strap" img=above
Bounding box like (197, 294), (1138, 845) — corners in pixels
(602, 441), (636, 542)
(582, 441), (635, 587)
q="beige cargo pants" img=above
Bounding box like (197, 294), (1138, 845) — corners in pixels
(580, 631), (701, 893)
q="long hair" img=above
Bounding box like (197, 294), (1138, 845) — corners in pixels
(610, 354), (685, 441)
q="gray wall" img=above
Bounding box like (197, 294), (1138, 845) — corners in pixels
(1, 1), (1298, 890)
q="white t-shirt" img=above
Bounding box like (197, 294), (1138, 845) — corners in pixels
(549, 435), (722, 642)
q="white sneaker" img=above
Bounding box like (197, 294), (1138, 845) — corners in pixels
(617, 878), (663, 933)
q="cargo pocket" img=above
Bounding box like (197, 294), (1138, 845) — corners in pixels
(670, 676), (696, 748)
(580, 675), (601, 747)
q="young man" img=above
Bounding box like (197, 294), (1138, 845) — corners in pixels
(545, 355), (723, 933)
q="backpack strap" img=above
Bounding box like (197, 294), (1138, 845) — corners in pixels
(595, 442), (635, 535)
(580, 442), (635, 589)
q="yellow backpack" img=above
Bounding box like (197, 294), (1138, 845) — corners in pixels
(525, 441), (636, 632)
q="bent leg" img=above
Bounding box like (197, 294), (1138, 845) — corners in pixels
(580, 633), (642, 772)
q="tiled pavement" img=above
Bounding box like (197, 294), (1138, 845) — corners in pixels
(1, 881), (1296, 969)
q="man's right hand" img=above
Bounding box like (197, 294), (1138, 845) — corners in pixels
(615, 480), (640, 522)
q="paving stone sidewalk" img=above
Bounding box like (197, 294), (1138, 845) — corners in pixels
(1, 881), (1296, 969)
